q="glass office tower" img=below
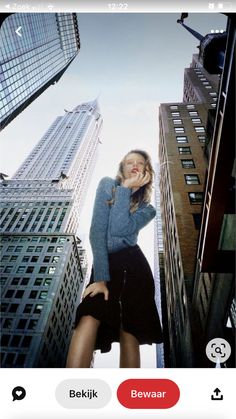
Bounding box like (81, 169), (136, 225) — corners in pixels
(0, 13), (80, 129)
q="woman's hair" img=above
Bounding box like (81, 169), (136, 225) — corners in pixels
(108, 149), (154, 213)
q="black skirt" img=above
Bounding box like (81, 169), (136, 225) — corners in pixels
(74, 245), (163, 353)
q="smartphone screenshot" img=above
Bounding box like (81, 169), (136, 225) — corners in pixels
(0, 1), (235, 418)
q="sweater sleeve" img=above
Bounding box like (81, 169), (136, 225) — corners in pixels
(110, 185), (156, 236)
(89, 177), (113, 282)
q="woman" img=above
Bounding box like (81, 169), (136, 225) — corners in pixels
(66, 149), (163, 368)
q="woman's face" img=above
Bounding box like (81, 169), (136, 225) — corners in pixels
(122, 153), (146, 179)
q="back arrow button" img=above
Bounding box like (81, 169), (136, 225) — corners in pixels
(15, 26), (22, 37)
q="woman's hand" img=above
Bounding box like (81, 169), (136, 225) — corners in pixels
(122, 171), (151, 189)
(82, 281), (109, 301)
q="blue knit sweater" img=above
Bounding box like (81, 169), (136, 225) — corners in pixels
(89, 177), (156, 282)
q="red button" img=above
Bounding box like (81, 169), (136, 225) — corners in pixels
(117, 379), (180, 409)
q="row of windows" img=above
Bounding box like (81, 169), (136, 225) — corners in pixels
(1, 265), (57, 275)
(2, 255), (60, 263)
(1, 334), (32, 348)
(3, 289), (48, 300)
(0, 235), (69, 243)
(172, 118), (202, 125)
(4, 245), (63, 253)
(170, 104), (196, 110)
(174, 126), (205, 134)
(0, 276), (52, 287)
(2, 317), (39, 331)
(176, 135), (206, 144)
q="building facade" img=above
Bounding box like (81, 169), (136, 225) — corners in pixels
(159, 101), (209, 366)
(159, 17), (235, 367)
(0, 100), (102, 367)
(0, 13), (80, 130)
(183, 54), (219, 106)
(191, 18), (235, 367)
(154, 166), (165, 368)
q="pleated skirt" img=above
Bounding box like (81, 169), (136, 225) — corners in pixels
(74, 245), (163, 353)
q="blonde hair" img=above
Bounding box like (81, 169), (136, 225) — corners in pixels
(108, 149), (154, 213)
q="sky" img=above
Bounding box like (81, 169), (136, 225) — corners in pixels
(0, 12), (227, 367)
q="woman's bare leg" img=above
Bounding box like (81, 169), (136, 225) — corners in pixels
(119, 329), (140, 368)
(66, 315), (100, 368)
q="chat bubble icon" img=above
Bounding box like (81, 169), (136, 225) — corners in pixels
(12, 386), (26, 401)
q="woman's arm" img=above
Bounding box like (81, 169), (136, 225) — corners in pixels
(110, 185), (156, 236)
(89, 177), (113, 282)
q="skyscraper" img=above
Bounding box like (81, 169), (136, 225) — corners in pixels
(158, 15), (235, 367)
(159, 101), (208, 366)
(0, 99), (103, 367)
(183, 55), (219, 106)
(0, 13), (80, 130)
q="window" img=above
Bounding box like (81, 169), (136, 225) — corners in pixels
(1, 303), (8, 312)
(209, 92), (217, 96)
(15, 354), (26, 366)
(1, 334), (10, 346)
(198, 135), (206, 143)
(34, 304), (43, 314)
(16, 319), (27, 329)
(31, 256), (39, 262)
(23, 304), (33, 313)
(174, 127), (185, 133)
(34, 278), (43, 286)
(195, 126), (205, 133)
(3, 318), (13, 329)
(35, 246), (43, 252)
(29, 291), (38, 299)
(39, 267), (47, 273)
(5, 290), (14, 298)
(26, 266), (34, 273)
(185, 174), (200, 185)
(56, 246), (63, 253)
(9, 304), (18, 313)
(186, 104), (195, 109)
(188, 111), (198, 116)
(171, 112), (180, 117)
(43, 256), (50, 263)
(47, 246), (54, 253)
(7, 246), (14, 252)
(189, 192), (204, 204)
(39, 291), (48, 299)
(43, 278), (52, 287)
(191, 118), (201, 124)
(11, 278), (20, 285)
(178, 147), (191, 155)
(52, 256), (60, 263)
(176, 136), (188, 143)
(28, 320), (38, 330)
(22, 256), (30, 262)
(181, 159), (195, 168)
(11, 335), (21, 347)
(170, 105), (178, 110)
(22, 336), (32, 347)
(15, 290), (24, 299)
(21, 278), (29, 285)
(48, 266), (56, 274)
(192, 213), (202, 229)
(27, 246), (34, 252)
(173, 119), (183, 125)
(17, 266), (25, 273)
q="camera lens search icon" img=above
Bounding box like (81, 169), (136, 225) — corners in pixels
(206, 338), (231, 363)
